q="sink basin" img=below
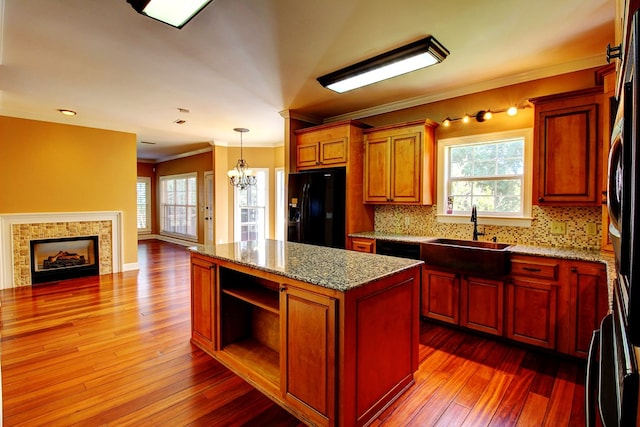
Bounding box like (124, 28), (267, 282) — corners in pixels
(420, 238), (511, 276)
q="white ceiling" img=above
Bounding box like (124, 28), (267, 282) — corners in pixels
(0, 0), (614, 161)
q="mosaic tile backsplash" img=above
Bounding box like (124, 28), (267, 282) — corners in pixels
(374, 205), (602, 250)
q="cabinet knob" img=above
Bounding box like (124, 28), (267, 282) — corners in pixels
(538, 197), (545, 203)
(280, 286), (286, 293)
(571, 267), (578, 273)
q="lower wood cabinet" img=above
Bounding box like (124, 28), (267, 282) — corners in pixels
(505, 277), (557, 349)
(422, 268), (505, 336)
(421, 268), (459, 325)
(461, 276), (504, 336)
(422, 253), (608, 358)
(567, 261), (608, 357)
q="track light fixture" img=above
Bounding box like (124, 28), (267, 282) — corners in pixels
(317, 36), (449, 93)
(442, 102), (530, 127)
(126, 0), (214, 29)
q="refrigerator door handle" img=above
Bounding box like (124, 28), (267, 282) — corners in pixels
(300, 183), (309, 241)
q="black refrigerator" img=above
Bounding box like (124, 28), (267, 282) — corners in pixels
(287, 167), (346, 249)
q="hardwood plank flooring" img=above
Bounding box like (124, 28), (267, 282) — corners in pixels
(1, 240), (586, 426)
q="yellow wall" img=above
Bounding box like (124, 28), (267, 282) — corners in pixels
(214, 145), (284, 243)
(154, 151), (213, 244)
(0, 116), (138, 266)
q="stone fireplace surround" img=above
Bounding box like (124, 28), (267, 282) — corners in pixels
(0, 211), (124, 289)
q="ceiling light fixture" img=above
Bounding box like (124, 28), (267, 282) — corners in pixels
(317, 36), (449, 93)
(227, 128), (256, 190)
(58, 109), (77, 116)
(126, 0), (214, 29)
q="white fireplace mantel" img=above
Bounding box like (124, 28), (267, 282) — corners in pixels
(0, 211), (124, 289)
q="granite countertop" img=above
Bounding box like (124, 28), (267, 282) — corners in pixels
(190, 239), (423, 292)
(351, 231), (612, 263)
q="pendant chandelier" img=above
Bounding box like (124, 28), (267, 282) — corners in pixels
(227, 127), (256, 190)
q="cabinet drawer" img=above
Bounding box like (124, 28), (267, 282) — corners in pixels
(510, 256), (559, 280)
(351, 238), (374, 253)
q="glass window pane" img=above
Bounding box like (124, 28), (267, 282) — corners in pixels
(444, 136), (525, 216)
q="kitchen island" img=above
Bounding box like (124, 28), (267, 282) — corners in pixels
(189, 239), (423, 427)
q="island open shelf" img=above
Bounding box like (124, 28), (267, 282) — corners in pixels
(219, 266), (281, 387)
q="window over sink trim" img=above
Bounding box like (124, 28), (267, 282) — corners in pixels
(436, 128), (533, 227)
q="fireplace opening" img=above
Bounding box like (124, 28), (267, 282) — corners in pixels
(30, 236), (99, 285)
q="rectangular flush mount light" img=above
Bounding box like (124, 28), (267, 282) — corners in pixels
(127, 0), (214, 29)
(317, 36), (449, 93)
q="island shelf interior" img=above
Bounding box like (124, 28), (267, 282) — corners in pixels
(219, 266), (281, 387)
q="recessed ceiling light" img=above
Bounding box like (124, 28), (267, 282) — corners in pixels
(140, 141), (157, 145)
(177, 108), (190, 113)
(58, 109), (77, 116)
(174, 119), (186, 125)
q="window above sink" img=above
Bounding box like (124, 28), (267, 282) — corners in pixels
(436, 128), (534, 227)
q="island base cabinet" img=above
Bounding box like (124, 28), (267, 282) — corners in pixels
(190, 251), (421, 427)
(281, 285), (336, 427)
(506, 278), (557, 349)
(190, 254), (216, 353)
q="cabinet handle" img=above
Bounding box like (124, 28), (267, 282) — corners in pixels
(280, 286), (286, 293)
(522, 267), (542, 272)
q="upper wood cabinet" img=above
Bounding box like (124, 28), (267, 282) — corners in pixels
(295, 121), (366, 170)
(363, 119), (438, 204)
(531, 88), (602, 206)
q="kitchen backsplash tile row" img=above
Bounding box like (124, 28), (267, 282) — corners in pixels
(374, 205), (602, 250)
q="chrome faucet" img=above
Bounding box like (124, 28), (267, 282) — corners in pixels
(471, 205), (485, 241)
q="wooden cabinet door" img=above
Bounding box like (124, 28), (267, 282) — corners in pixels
(319, 138), (347, 165)
(389, 132), (422, 203)
(364, 135), (390, 202)
(532, 88), (601, 206)
(281, 285), (336, 426)
(421, 268), (460, 325)
(460, 276), (504, 336)
(506, 278), (557, 349)
(297, 142), (320, 168)
(568, 263), (608, 357)
(190, 255), (216, 352)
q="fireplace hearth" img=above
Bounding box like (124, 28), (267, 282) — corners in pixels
(30, 236), (99, 285)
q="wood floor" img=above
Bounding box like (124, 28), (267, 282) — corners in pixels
(1, 240), (586, 426)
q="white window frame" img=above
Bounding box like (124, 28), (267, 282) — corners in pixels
(136, 177), (152, 234)
(437, 129), (533, 227)
(159, 172), (198, 241)
(234, 168), (269, 242)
